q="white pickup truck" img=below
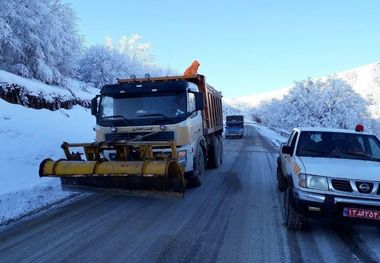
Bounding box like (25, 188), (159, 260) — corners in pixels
(277, 127), (380, 230)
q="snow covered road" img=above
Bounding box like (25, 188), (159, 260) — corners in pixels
(0, 125), (379, 262)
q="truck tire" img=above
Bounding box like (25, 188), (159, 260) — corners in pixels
(218, 135), (223, 165)
(208, 135), (221, 169)
(283, 187), (303, 231)
(188, 146), (205, 187)
(277, 166), (287, 192)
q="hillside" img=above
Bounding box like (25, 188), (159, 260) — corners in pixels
(229, 62), (380, 118)
(0, 70), (96, 224)
(225, 87), (288, 108)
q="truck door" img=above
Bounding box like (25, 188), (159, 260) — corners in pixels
(188, 92), (202, 142)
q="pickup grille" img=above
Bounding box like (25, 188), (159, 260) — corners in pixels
(105, 132), (174, 142)
(355, 182), (374, 194)
(331, 179), (353, 192)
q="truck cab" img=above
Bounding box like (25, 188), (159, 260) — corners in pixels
(225, 115), (244, 139)
(91, 74), (224, 186)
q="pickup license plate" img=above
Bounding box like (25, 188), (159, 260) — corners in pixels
(343, 208), (380, 220)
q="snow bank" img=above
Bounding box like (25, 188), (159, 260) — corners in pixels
(0, 98), (94, 224)
(252, 123), (288, 147)
(0, 69), (98, 102)
(0, 181), (86, 226)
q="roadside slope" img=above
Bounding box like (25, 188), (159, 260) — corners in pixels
(0, 71), (96, 225)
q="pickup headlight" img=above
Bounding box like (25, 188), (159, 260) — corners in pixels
(177, 150), (187, 166)
(299, 174), (329, 191)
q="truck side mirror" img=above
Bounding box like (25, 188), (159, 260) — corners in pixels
(194, 92), (204, 111)
(91, 96), (98, 116)
(281, 145), (293, 155)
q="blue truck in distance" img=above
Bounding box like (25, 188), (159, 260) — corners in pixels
(225, 115), (244, 139)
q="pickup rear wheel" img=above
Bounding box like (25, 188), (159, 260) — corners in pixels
(277, 166), (287, 192)
(283, 187), (303, 231)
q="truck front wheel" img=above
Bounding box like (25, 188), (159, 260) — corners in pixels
(188, 146), (205, 187)
(283, 187), (303, 231)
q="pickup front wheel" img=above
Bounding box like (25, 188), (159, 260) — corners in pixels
(283, 187), (303, 231)
(277, 166), (287, 192)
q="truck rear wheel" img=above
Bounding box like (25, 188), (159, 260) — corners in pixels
(218, 135), (223, 165)
(188, 146), (205, 187)
(283, 187), (303, 231)
(208, 135), (221, 169)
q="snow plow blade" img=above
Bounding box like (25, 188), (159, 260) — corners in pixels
(39, 141), (185, 195)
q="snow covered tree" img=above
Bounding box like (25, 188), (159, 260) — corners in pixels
(255, 77), (373, 132)
(78, 34), (176, 88)
(105, 34), (157, 76)
(0, 0), (82, 84)
(78, 45), (127, 88)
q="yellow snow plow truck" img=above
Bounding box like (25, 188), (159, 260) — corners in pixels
(39, 64), (223, 195)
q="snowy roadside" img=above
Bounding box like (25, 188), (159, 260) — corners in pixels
(0, 181), (87, 226)
(0, 69), (97, 101)
(0, 73), (96, 225)
(248, 122), (288, 148)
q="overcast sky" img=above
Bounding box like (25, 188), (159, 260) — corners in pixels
(68, 0), (380, 98)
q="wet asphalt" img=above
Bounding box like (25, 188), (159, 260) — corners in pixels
(1, 125), (380, 263)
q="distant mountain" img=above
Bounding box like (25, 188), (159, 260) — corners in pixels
(225, 87), (288, 108)
(222, 99), (252, 119)
(332, 62), (380, 118)
(227, 62), (380, 118)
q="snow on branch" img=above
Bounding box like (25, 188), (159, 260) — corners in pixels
(0, 0), (81, 85)
(254, 77), (376, 133)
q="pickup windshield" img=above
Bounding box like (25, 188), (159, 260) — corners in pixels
(296, 131), (380, 161)
(98, 90), (187, 126)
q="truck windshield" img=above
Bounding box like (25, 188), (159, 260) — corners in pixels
(98, 90), (187, 126)
(226, 123), (243, 128)
(296, 131), (380, 161)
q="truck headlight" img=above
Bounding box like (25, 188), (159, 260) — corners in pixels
(299, 174), (329, 191)
(177, 150), (187, 166)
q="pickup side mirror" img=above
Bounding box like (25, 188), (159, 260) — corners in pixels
(194, 92), (205, 111)
(91, 96), (98, 116)
(281, 145), (293, 155)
